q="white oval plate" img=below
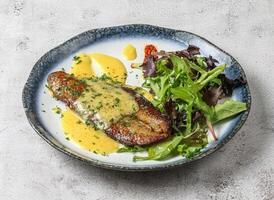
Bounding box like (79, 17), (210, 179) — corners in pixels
(22, 25), (251, 171)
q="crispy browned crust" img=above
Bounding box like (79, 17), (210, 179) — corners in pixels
(47, 71), (85, 109)
(47, 71), (171, 146)
(106, 117), (168, 146)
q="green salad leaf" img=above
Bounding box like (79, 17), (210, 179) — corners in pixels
(133, 124), (208, 161)
(171, 86), (214, 120)
(117, 145), (147, 153)
(177, 144), (203, 158)
(133, 135), (184, 161)
(212, 100), (247, 124)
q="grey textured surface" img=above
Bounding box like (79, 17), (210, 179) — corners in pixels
(0, 0), (273, 199)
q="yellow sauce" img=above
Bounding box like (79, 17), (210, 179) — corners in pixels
(70, 53), (95, 78)
(70, 53), (127, 84)
(61, 109), (119, 154)
(60, 52), (134, 154)
(122, 44), (137, 61)
(89, 53), (127, 84)
(74, 79), (139, 129)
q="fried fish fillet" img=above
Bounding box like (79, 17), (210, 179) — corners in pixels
(47, 71), (171, 146)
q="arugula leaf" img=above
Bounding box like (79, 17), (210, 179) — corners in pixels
(170, 87), (195, 103)
(170, 54), (190, 76)
(117, 145), (146, 153)
(133, 123), (208, 161)
(212, 100), (247, 124)
(195, 56), (207, 69)
(177, 144), (203, 158)
(133, 135), (184, 161)
(196, 64), (226, 89)
(171, 87), (214, 120)
(185, 102), (193, 134)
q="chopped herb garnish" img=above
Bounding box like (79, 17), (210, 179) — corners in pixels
(132, 105), (138, 112)
(76, 60), (82, 64)
(96, 102), (103, 110)
(73, 55), (80, 61)
(98, 121), (105, 128)
(92, 124), (100, 131)
(114, 97), (120, 107)
(52, 106), (62, 114)
(85, 119), (92, 126)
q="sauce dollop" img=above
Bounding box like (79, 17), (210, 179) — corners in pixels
(70, 53), (127, 84)
(122, 44), (137, 61)
(70, 53), (94, 78)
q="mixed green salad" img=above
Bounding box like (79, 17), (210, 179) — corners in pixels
(118, 45), (247, 161)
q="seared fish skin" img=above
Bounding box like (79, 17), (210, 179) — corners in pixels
(47, 71), (85, 109)
(106, 95), (171, 145)
(47, 71), (171, 146)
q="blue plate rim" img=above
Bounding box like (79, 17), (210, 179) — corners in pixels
(22, 24), (251, 171)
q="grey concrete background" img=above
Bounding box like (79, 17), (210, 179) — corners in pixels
(0, 0), (273, 199)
